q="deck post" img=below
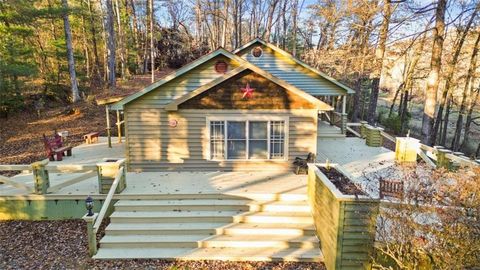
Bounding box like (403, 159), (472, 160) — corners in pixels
(116, 110), (122, 143)
(436, 149), (452, 170)
(330, 97), (336, 126)
(105, 105), (112, 148)
(83, 213), (98, 256)
(341, 95), (347, 134)
(31, 160), (49, 194)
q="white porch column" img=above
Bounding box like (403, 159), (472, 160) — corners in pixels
(106, 105), (112, 148)
(341, 95), (347, 134)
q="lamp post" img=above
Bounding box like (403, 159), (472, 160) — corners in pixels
(85, 196), (94, 216)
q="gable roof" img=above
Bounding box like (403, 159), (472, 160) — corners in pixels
(164, 62), (332, 111)
(110, 48), (241, 110)
(233, 38), (355, 95)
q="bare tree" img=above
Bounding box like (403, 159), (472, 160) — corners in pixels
(433, 5), (479, 145)
(452, 31), (480, 151)
(421, 0), (447, 145)
(367, 0), (391, 124)
(61, 0), (80, 102)
(105, 0), (116, 88)
(149, 0), (154, 83)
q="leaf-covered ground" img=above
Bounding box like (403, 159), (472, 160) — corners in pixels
(0, 220), (326, 270)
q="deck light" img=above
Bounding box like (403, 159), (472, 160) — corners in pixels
(85, 196), (94, 216)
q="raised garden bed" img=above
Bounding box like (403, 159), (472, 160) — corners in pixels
(307, 163), (379, 270)
(318, 166), (365, 196)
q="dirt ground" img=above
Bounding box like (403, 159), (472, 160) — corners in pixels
(0, 70), (173, 166)
(0, 220), (325, 270)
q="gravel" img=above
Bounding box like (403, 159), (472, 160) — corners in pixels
(0, 220), (325, 270)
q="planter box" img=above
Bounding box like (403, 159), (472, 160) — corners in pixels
(395, 137), (420, 163)
(307, 164), (379, 270)
(96, 158), (126, 194)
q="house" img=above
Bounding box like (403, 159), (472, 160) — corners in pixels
(110, 38), (354, 172)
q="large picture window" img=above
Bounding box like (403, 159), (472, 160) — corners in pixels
(208, 118), (287, 160)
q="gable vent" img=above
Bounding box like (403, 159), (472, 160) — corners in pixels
(214, 60), (228, 74)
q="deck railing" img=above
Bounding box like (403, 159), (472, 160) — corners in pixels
(83, 165), (124, 256)
(93, 165), (123, 234)
(0, 164), (34, 193)
(0, 160), (99, 194)
(346, 121), (479, 168)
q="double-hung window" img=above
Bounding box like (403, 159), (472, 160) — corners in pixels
(209, 118), (287, 160)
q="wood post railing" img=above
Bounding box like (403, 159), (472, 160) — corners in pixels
(83, 165), (124, 256)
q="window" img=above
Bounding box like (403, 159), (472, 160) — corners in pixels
(210, 121), (225, 159)
(227, 121), (246, 159)
(209, 119), (287, 160)
(270, 121), (285, 159)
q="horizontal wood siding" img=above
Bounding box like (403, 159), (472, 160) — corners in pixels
(179, 70), (316, 110)
(239, 45), (345, 96)
(127, 56), (240, 109)
(339, 201), (378, 269)
(125, 108), (317, 171)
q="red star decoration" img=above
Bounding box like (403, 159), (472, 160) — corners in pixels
(241, 83), (255, 99)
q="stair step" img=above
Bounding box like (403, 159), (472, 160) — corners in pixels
(115, 193), (308, 202)
(105, 222), (316, 236)
(114, 199), (311, 212)
(93, 247), (323, 262)
(99, 234), (319, 249)
(110, 211), (314, 224)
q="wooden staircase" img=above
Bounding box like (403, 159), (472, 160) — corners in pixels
(317, 120), (345, 138)
(94, 195), (323, 262)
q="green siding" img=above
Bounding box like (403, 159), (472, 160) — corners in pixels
(0, 198), (114, 220)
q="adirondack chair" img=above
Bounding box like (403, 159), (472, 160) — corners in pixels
(43, 133), (72, 161)
(293, 152), (316, 175)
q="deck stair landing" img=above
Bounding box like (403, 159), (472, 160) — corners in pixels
(94, 196), (323, 262)
(318, 120), (345, 138)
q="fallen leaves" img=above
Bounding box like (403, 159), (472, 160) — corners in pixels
(0, 220), (326, 270)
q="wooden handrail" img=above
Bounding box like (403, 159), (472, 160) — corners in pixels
(45, 164), (97, 173)
(0, 165), (32, 171)
(93, 166), (123, 234)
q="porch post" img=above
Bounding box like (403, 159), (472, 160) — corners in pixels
(341, 95), (347, 134)
(330, 97), (336, 126)
(116, 110), (122, 143)
(106, 105), (112, 148)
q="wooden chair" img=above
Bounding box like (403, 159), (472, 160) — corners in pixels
(379, 179), (404, 200)
(43, 133), (72, 161)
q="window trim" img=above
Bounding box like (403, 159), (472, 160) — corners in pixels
(206, 115), (289, 161)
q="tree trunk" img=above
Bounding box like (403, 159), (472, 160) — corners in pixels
(149, 0), (154, 83)
(400, 89), (409, 134)
(105, 0), (116, 88)
(440, 93), (451, 146)
(264, 0), (279, 42)
(62, 0), (81, 102)
(432, 5), (478, 145)
(421, 0), (446, 145)
(114, 0), (127, 79)
(367, 0), (391, 124)
(351, 74), (362, 122)
(452, 31), (480, 151)
(291, 0), (299, 56)
(460, 88), (479, 151)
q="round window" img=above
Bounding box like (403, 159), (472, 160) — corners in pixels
(251, 46), (263, 58)
(214, 60), (228, 74)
